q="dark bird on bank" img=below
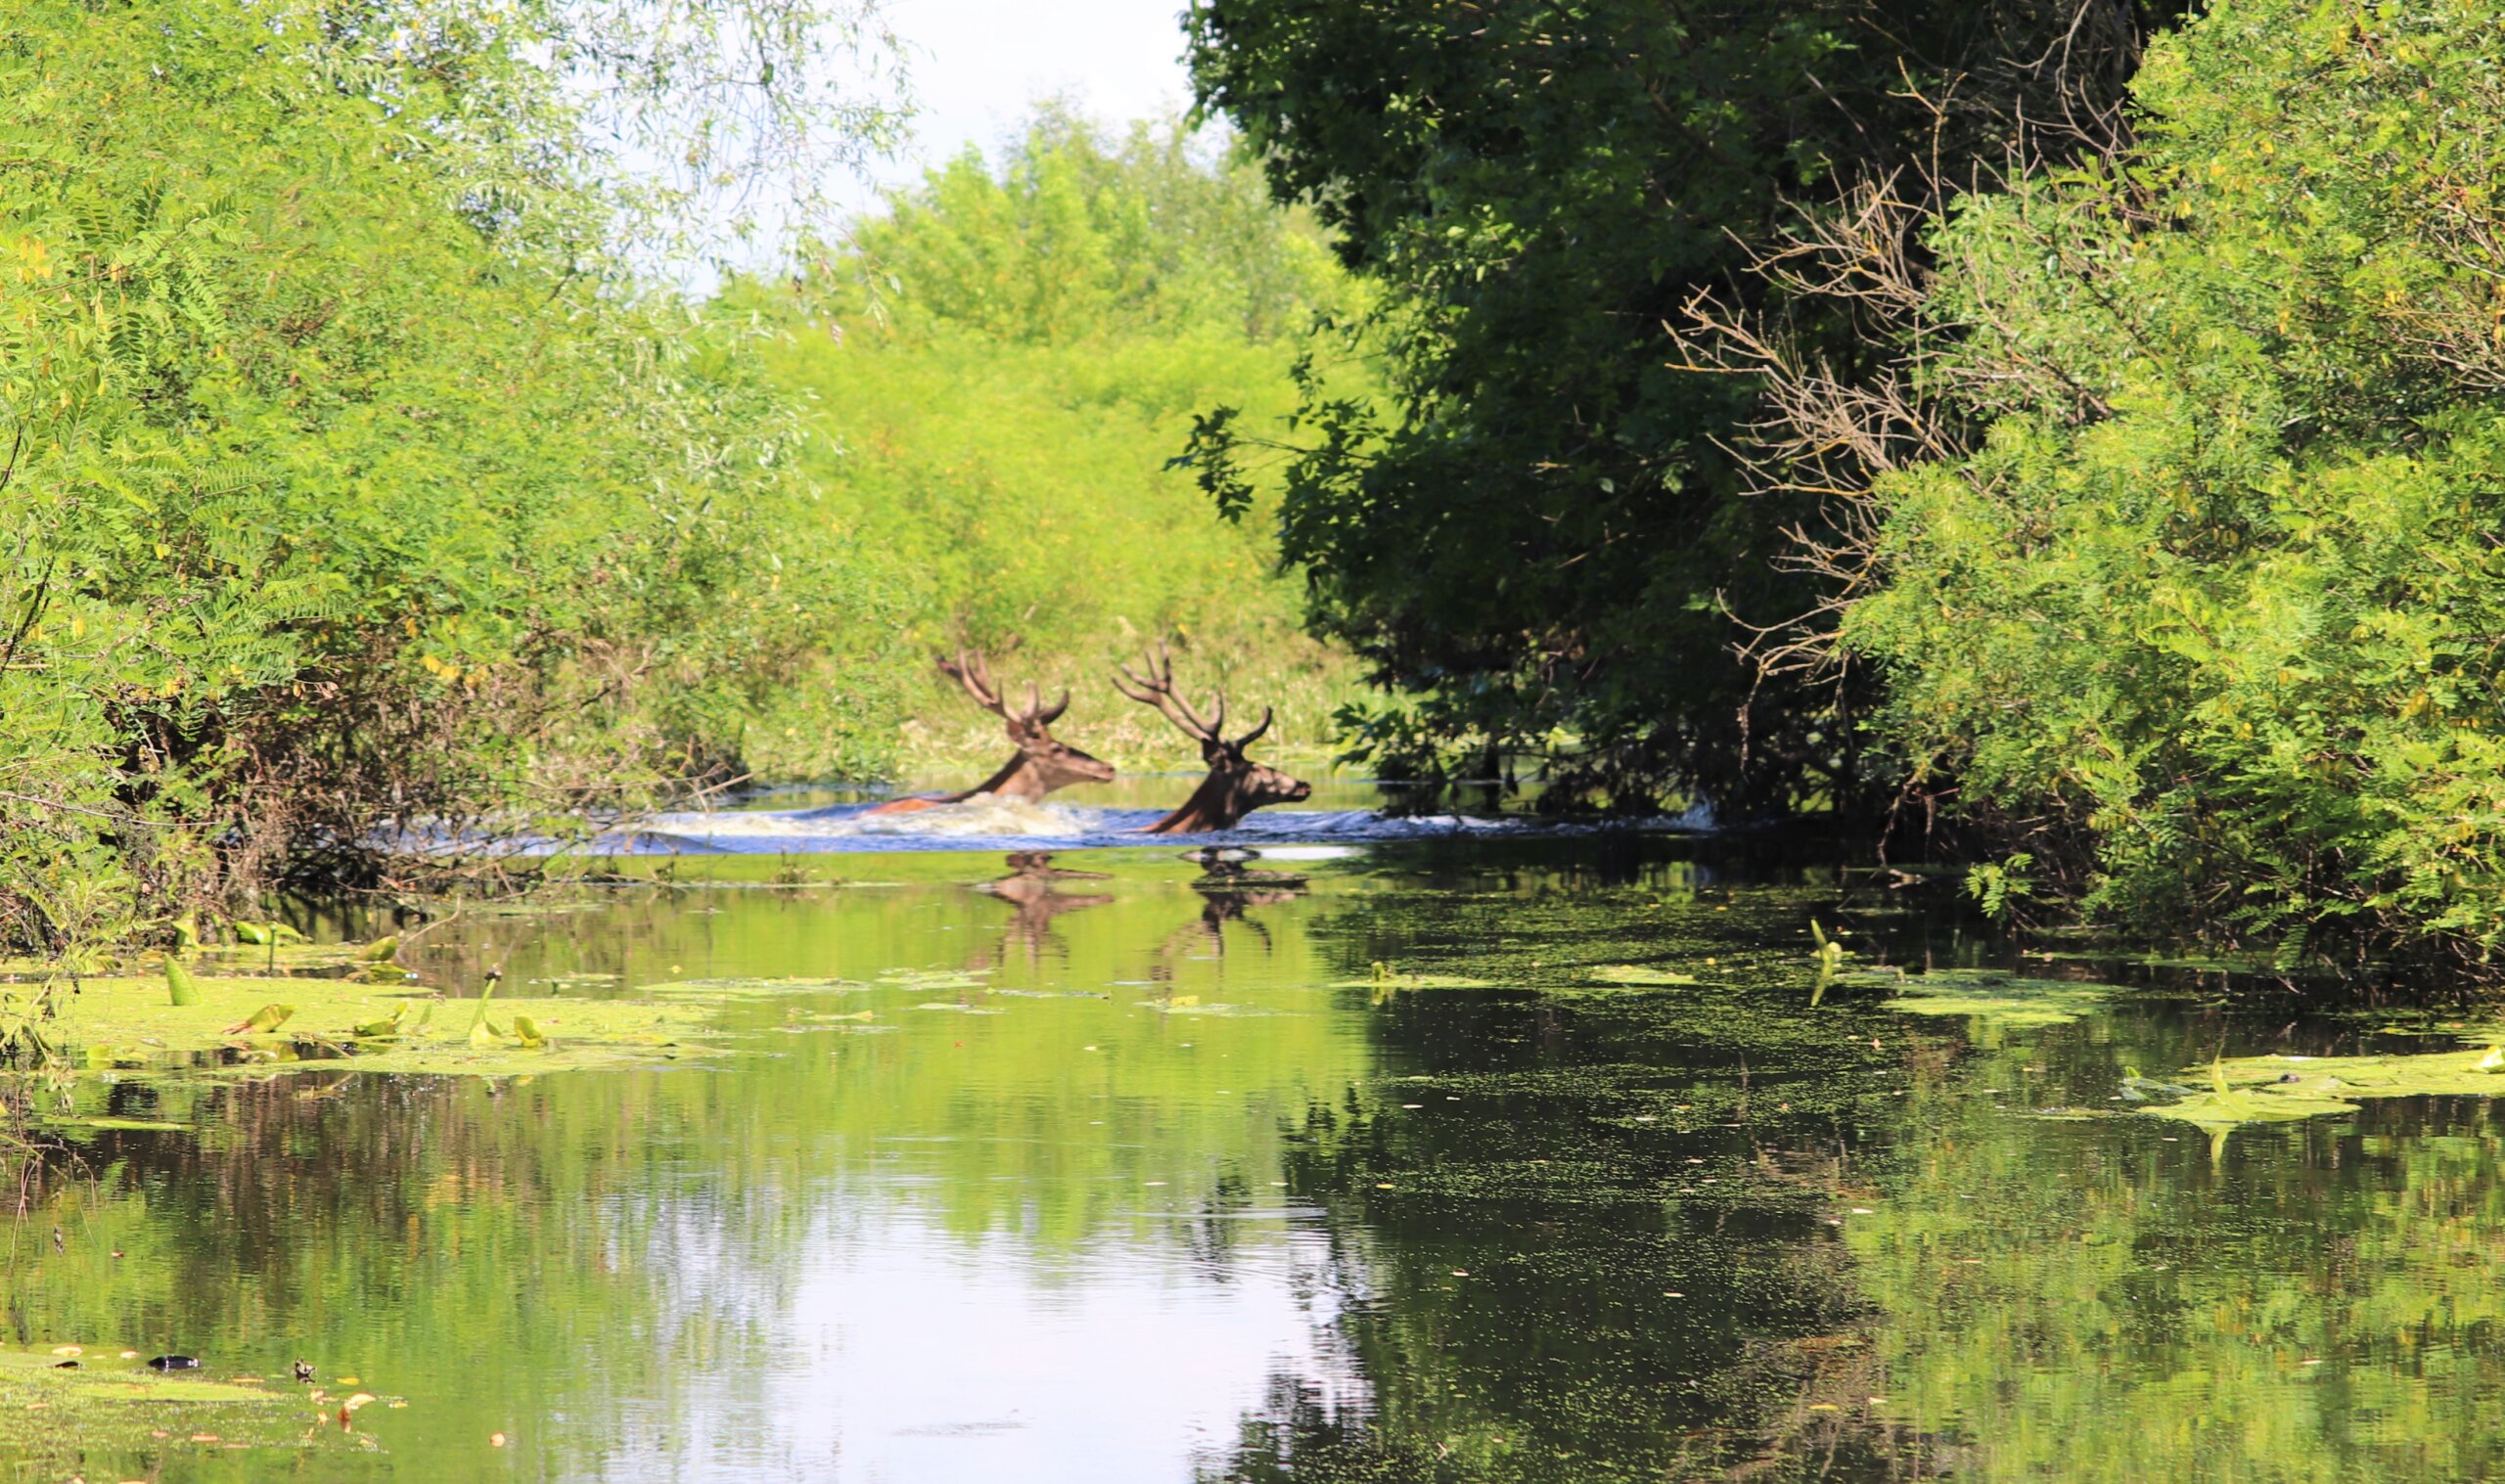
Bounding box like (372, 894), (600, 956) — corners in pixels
(148, 1355), (202, 1372)
(295, 1359), (315, 1384)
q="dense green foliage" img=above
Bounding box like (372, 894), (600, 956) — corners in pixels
(0, 0), (898, 960)
(739, 114), (1368, 777)
(1848, 0), (2505, 956)
(1180, 0), (2172, 809)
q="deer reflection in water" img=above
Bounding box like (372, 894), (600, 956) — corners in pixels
(1151, 847), (1309, 990)
(967, 851), (1116, 971)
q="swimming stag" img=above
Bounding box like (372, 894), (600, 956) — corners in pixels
(1112, 644), (1311, 832)
(870, 650), (1115, 814)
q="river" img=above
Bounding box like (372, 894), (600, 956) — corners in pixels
(9, 799), (2501, 1481)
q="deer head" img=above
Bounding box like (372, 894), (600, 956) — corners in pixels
(1113, 644), (1311, 832)
(938, 650), (1115, 799)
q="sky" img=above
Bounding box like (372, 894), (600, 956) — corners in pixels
(849, 0), (1200, 204)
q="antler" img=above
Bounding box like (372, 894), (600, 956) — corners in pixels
(938, 650), (1007, 718)
(1112, 643), (1226, 744)
(940, 650), (1069, 729)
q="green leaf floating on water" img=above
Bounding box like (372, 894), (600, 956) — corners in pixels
(350, 1003), (409, 1039)
(1851, 969), (2121, 1028)
(221, 1003), (295, 1037)
(1585, 965), (1702, 988)
(1329, 973), (1493, 991)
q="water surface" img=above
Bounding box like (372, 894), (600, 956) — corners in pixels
(14, 835), (2505, 1481)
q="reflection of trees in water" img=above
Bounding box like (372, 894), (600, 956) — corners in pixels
(16, 1070), (769, 1478)
(1201, 1087), (1929, 1482)
(1192, 868), (1962, 1482)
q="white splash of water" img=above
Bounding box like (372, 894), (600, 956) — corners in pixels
(641, 793), (1098, 842)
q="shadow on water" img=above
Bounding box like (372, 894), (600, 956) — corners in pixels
(13, 835), (2505, 1480)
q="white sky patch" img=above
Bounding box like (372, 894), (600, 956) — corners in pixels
(846, 0), (1198, 206)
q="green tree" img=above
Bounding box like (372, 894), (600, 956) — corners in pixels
(1180, 0), (2175, 811)
(0, 0), (902, 974)
(1845, 0), (2505, 957)
(739, 112), (1368, 778)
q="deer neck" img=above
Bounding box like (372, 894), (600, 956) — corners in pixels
(951, 752), (1054, 802)
(1143, 768), (1249, 833)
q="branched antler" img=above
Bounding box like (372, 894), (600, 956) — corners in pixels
(939, 650), (1068, 731)
(1114, 644), (1222, 744)
(1115, 644), (1277, 750)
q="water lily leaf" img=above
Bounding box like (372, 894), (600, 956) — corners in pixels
(350, 1004), (408, 1039)
(357, 935), (399, 964)
(221, 1003), (295, 1037)
(164, 958), (199, 1009)
(511, 1013), (546, 1049)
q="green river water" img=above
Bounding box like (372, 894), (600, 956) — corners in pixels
(8, 832), (2505, 1481)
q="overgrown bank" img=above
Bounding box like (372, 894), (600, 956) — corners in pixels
(1183, 0), (2505, 965)
(735, 112), (1373, 783)
(0, 0), (903, 960)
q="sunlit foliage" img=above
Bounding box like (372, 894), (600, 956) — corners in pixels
(1848, 0), (2505, 955)
(738, 112), (1371, 777)
(0, 0), (901, 965)
(1179, 0), (2177, 809)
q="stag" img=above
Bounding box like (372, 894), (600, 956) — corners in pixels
(1112, 645), (1310, 832)
(869, 651), (1114, 815)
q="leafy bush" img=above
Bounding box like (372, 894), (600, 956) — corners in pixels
(1179, 0), (2179, 811)
(739, 112), (1370, 778)
(1849, 0), (2505, 957)
(0, 0), (899, 958)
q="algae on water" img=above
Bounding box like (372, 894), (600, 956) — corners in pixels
(24, 968), (723, 1079)
(2132, 1043), (2505, 1131)
(1851, 968), (2122, 1029)
(0, 1346), (321, 1461)
(1584, 965), (1703, 988)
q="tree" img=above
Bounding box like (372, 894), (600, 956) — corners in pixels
(1180, 0), (2175, 813)
(1842, 0), (2505, 957)
(0, 0), (903, 967)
